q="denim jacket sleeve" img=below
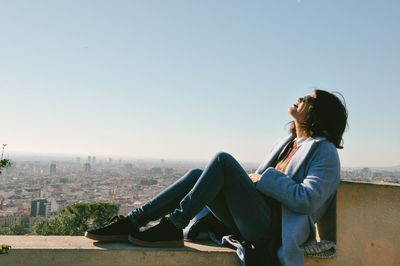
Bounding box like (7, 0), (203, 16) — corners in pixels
(255, 141), (340, 215)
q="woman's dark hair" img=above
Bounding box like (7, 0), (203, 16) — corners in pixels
(289, 89), (348, 149)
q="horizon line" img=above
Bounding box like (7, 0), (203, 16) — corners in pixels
(6, 151), (400, 169)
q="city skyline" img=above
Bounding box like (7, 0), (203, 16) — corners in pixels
(1, 149), (398, 236)
(1, 1), (400, 167)
(6, 151), (400, 170)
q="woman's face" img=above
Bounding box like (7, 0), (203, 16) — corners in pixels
(288, 91), (316, 123)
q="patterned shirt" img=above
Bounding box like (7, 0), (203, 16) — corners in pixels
(274, 138), (303, 173)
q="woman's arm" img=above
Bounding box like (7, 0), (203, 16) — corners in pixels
(255, 142), (340, 215)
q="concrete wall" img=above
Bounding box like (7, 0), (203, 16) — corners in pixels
(307, 181), (400, 266)
(0, 237), (240, 266)
(1, 181), (399, 266)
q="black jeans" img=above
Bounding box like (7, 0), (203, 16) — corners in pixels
(129, 152), (281, 254)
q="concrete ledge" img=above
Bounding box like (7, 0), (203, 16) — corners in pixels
(333, 181), (400, 266)
(0, 236), (333, 266)
(1, 181), (399, 266)
(0, 236), (240, 266)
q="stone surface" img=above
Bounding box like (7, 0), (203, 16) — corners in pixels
(1, 235), (235, 252)
(308, 181), (400, 266)
(0, 237), (240, 266)
(334, 181), (400, 266)
(1, 181), (399, 266)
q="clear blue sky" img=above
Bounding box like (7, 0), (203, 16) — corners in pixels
(1, 0), (399, 167)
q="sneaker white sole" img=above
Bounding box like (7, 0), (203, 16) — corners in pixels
(128, 235), (184, 248)
(85, 231), (128, 242)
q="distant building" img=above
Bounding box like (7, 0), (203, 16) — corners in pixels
(150, 168), (162, 175)
(0, 214), (21, 226)
(361, 168), (372, 178)
(93, 156), (96, 164)
(88, 156), (92, 164)
(84, 163), (91, 173)
(109, 158), (113, 164)
(124, 163), (133, 171)
(50, 163), (56, 176)
(30, 199), (50, 217)
(140, 178), (158, 186)
(76, 157), (80, 163)
(25, 188), (41, 199)
(51, 199), (68, 213)
(162, 168), (174, 175)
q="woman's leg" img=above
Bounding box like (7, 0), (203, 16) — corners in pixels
(129, 152), (273, 247)
(128, 168), (203, 227)
(167, 152), (273, 246)
(207, 186), (282, 265)
(128, 152), (275, 252)
(85, 168), (203, 242)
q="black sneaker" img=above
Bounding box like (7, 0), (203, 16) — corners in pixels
(85, 215), (139, 242)
(128, 217), (184, 247)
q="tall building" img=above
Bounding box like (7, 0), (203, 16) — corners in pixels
(93, 156), (96, 164)
(30, 199), (50, 217)
(84, 163), (91, 173)
(88, 156), (92, 164)
(50, 163), (56, 176)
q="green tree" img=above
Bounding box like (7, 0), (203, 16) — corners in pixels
(8, 223), (24, 235)
(89, 203), (120, 228)
(0, 227), (7, 235)
(0, 144), (12, 174)
(32, 202), (119, 236)
(32, 218), (53, 235)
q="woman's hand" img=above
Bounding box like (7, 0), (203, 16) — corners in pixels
(248, 173), (261, 184)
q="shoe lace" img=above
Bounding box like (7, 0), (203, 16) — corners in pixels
(106, 215), (125, 225)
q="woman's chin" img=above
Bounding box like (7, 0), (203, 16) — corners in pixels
(288, 108), (297, 118)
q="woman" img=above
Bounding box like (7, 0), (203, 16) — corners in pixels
(85, 89), (348, 266)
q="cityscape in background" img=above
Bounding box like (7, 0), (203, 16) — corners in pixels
(1, 154), (399, 233)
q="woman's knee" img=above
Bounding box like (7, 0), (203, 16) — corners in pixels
(180, 168), (203, 186)
(187, 168), (203, 178)
(215, 152), (234, 162)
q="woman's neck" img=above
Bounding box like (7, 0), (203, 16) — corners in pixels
(295, 121), (309, 139)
